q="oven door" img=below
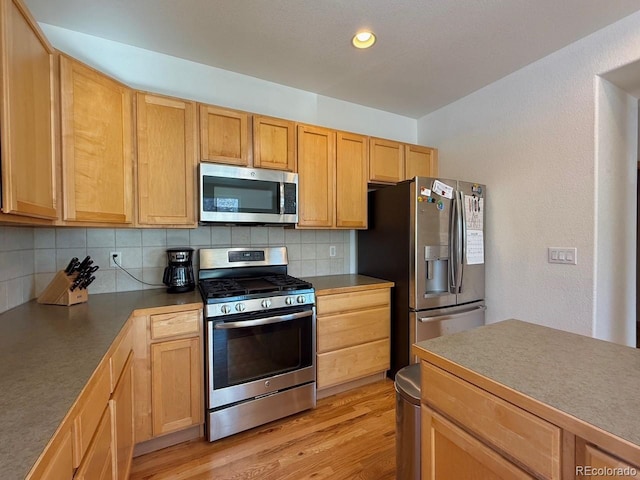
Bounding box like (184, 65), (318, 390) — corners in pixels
(206, 305), (316, 409)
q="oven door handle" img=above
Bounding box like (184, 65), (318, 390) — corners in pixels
(213, 310), (313, 329)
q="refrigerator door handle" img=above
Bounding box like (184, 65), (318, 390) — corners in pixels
(449, 196), (458, 293)
(457, 190), (466, 292)
(418, 305), (486, 324)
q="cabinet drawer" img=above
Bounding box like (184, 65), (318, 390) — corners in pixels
(317, 288), (389, 316)
(110, 321), (133, 392)
(150, 310), (200, 340)
(583, 444), (640, 479)
(421, 362), (561, 479)
(317, 338), (389, 389)
(317, 306), (389, 353)
(72, 363), (111, 467)
(74, 405), (113, 480)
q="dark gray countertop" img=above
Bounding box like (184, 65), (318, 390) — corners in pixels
(0, 289), (202, 480)
(302, 274), (394, 294)
(413, 319), (640, 448)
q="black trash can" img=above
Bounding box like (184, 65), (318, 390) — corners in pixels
(395, 363), (421, 480)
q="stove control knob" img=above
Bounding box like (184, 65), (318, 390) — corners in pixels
(220, 305), (231, 314)
(296, 295), (306, 304)
(285, 296), (294, 305)
(261, 299), (272, 309)
(235, 303), (246, 312)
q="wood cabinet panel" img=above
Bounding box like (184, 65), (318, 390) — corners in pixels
(421, 361), (561, 479)
(317, 306), (389, 353)
(72, 362), (111, 468)
(317, 338), (389, 389)
(111, 353), (134, 480)
(297, 124), (335, 228)
(74, 405), (113, 480)
(579, 444), (640, 479)
(0, 0), (57, 219)
(405, 144), (438, 180)
(369, 137), (403, 184)
(151, 337), (202, 436)
(26, 427), (74, 480)
(335, 132), (367, 228)
(150, 309), (200, 340)
(253, 115), (296, 171)
(422, 406), (534, 480)
(199, 104), (250, 166)
(317, 288), (390, 316)
(137, 92), (197, 226)
(109, 321), (133, 392)
(60, 55), (133, 224)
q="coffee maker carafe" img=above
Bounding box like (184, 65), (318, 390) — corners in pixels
(162, 248), (195, 293)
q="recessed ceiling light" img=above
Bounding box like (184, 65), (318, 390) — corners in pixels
(352, 31), (376, 49)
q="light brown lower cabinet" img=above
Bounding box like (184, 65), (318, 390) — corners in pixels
(111, 353), (135, 480)
(74, 406), (113, 480)
(133, 306), (204, 445)
(576, 441), (640, 479)
(422, 406), (533, 479)
(316, 286), (391, 391)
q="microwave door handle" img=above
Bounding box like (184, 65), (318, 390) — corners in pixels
(214, 310), (312, 329)
(280, 183), (285, 214)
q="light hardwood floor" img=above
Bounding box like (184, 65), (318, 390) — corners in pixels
(130, 379), (397, 479)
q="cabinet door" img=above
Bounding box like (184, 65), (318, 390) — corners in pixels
(26, 427), (74, 480)
(253, 115), (296, 171)
(151, 337), (202, 436)
(111, 353), (134, 480)
(422, 406), (534, 480)
(137, 93), (197, 226)
(335, 132), (367, 228)
(199, 104), (250, 166)
(369, 137), (403, 184)
(0, 0), (57, 219)
(74, 405), (114, 480)
(317, 338), (389, 389)
(581, 444), (640, 479)
(297, 124), (335, 228)
(60, 56), (133, 224)
(405, 144), (438, 180)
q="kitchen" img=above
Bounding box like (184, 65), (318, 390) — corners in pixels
(2, 0), (640, 479)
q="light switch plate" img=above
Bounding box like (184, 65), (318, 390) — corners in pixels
(548, 247), (577, 265)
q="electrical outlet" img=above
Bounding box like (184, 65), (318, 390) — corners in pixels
(329, 245), (337, 257)
(110, 251), (122, 267)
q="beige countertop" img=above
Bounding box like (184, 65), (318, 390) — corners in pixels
(412, 319), (640, 450)
(0, 289), (202, 480)
(302, 274), (394, 295)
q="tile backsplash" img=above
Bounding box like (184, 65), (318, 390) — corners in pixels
(0, 227), (35, 314)
(30, 226), (353, 298)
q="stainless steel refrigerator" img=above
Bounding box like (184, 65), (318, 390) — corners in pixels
(358, 177), (486, 377)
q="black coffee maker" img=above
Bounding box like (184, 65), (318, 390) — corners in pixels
(162, 247), (195, 293)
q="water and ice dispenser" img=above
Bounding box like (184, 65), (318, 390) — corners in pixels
(423, 245), (449, 296)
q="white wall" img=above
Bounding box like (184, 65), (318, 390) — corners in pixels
(417, 11), (640, 344)
(41, 24), (416, 144)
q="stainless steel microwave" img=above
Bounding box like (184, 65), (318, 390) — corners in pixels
(199, 163), (298, 224)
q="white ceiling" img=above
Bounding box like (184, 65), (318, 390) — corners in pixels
(24, 0), (640, 118)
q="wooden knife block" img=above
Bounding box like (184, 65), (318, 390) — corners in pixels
(37, 270), (89, 306)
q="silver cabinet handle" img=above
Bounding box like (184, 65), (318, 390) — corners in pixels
(418, 305), (486, 324)
(214, 310), (312, 329)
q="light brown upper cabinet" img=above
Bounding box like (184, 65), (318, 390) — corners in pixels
(368, 137), (404, 184)
(199, 104), (250, 166)
(137, 92), (197, 226)
(60, 56), (134, 224)
(253, 115), (296, 171)
(335, 132), (367, 229)
(404, 144), (438, 180)
(0, 0), (58, 220)
(298, 126), (367, 229)
(297, 125), (335, 228)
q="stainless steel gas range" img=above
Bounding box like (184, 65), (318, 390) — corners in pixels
(198, 247), (316, 442)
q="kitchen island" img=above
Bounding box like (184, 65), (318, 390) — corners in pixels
(0, 289), (202, 480)
(412, 319), (640, 479)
